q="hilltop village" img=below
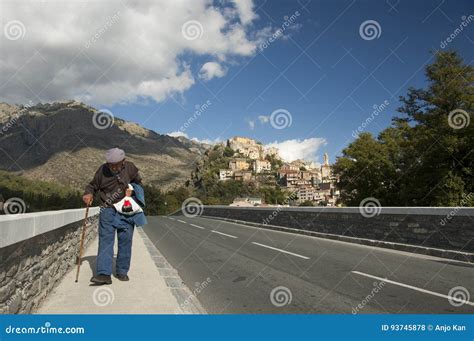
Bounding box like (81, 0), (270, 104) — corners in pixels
(217, 137), (340, 206)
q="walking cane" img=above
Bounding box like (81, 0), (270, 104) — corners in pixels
(75, 202), (90, 283)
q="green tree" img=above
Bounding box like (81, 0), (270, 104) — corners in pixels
(334, 51), (473, 206)
(223, 146), (235, 157)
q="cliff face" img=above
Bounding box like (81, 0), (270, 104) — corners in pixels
(0, 101), (207, 191)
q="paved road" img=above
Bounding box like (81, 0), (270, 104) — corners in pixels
(143, 215), (474, 314)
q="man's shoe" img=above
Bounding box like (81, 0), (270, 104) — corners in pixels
(115, 274), (129, 281)
(90, 275), (112, 285)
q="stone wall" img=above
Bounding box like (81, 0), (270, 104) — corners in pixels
(0, 212), (99, 314)
(196, 206), (474, 253)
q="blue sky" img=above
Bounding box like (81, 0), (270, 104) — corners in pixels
(2, 0), (473, 163)
(111, 0), (473, 163)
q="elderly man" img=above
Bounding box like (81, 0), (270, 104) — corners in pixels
(83, 147), (142, 285)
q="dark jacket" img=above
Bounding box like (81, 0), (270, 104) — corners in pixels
(112, 183), (148, 229)
(84, 161), (142, 207)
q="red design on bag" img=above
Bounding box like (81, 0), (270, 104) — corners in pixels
(122, 199), (133, 212)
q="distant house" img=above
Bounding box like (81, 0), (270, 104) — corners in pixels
(233, 170), (252, 181)
(229, 159), (249, 171)
(297, 186), (315, 202)
(219, 169), (233, 181)
(280, 164), (299, 173)
(314, 189), (330, 202)
(253, 159), (271, 173)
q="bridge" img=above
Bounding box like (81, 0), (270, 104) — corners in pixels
(1, 206), (473, 314)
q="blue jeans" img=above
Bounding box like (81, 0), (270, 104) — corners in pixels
(96, 207), (134, 276)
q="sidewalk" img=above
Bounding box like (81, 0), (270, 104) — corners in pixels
(37, 227), (205, 314)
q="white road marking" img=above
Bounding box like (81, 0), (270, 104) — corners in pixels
(251, 242), (310, 260)
(211, 230), (238, 239)
(352, 271), (474, 307)
(190, 223), (206, 230)
(177, 219), (187, 224)
(168, 217), (175, 220)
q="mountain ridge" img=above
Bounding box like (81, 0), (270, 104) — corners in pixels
(0, 100), (209, 191)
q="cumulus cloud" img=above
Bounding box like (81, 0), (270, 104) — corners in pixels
(0, 0), (265, 105)
(191, 137), (222, 145)
(266, 138), (327, 162)
(231, 0), (257, 25)
(199, 62), (227, 81)
(167, 131), (221, 145)
(168, 131), (188, 138)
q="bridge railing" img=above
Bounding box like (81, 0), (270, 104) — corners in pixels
(187, 206), (474, 261)
(0, 207), (100, 314)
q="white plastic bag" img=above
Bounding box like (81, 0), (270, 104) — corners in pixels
(113, 184), (143, 215)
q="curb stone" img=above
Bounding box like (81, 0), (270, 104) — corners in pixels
(136, 227), (207, 314)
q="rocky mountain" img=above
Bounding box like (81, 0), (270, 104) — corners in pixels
(173, 135), (212, 156)
(0, 101), (209, 191)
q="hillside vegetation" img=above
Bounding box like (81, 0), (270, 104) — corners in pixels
(0, 171), (82, 213)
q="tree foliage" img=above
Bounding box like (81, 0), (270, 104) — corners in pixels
(0, 171), (82, 213)
(334, 51), (473, 206)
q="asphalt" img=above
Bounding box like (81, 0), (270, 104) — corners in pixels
(143, 215), (474, 314)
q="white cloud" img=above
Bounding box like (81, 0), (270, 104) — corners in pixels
(231, 0), (257, 25)
(0, 0), (266, 105)
(167, 131), (221, 145)
(168, 131), (188, 138)
(266, 138), (327, 162)
(247, 119), (255, 130)
(191, 137), (222, 145)
(258, 115), (269, 123)
(199, 62), (227, 81)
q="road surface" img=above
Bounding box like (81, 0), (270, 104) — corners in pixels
(142, 215), (474, 314)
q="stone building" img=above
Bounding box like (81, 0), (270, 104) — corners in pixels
(228, 136), (262, 160)
(321, 152), (331, 180)
(253, 159), (271, 173)
(229, 159), (249, 171)
(233, 170), (252, 181)
(219, 169), (233, 181)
